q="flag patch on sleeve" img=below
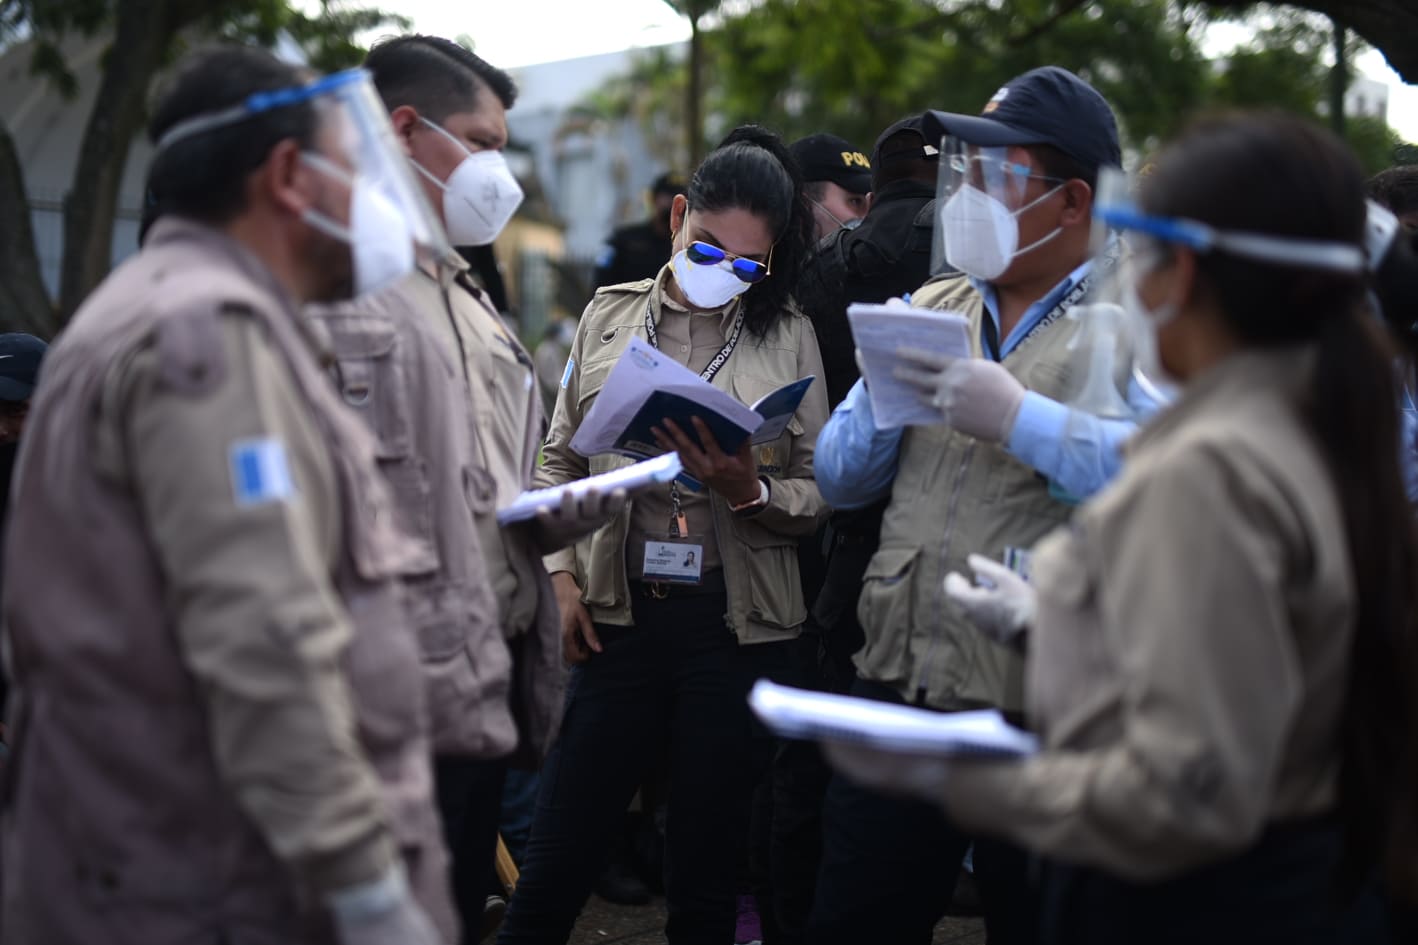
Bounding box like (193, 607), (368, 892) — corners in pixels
(230, 437), (295, 507)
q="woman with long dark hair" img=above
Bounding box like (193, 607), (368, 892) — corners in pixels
(498, 125), (827, 945)
(825, 111), (1418, 943)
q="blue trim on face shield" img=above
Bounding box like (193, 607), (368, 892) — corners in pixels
(242, 68), (365, 114)
(1093, 201), (1366, 274)
(1094, 204), (1213, 251)
(155, 68), (369, 152)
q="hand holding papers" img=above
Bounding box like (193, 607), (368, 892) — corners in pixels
(497, 452), (684, 526)
(751, 679), (1036, 805)
(570, 337), (815, 460)
(749, 679), (1037, 757)
(846, 302), (973, 430)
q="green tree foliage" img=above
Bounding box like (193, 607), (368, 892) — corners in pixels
(0, 0), (405, 334)
(712, 0), (1213, 153)
(614, 0), (1412, 178)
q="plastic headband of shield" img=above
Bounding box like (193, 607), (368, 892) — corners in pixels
(1092, 176), (1367, 276)
(155, 68), (366, 152)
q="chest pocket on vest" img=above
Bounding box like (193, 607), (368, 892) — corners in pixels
(574, 351), (622, 419)
(730, 373), (805, 477)
(323, 315), (414, 460)
(321, 315), (438, 575)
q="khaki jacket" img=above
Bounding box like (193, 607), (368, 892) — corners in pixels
(307, 265), (518, 760)
(942, 347), (1353, 881)
(0, 219), (453, 944)
(424, 257), (564, 764)
(855, 273), (1131, 712)
(541, 278), (830, 643)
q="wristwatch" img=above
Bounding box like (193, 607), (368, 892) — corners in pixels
(730, 477), (770, 514)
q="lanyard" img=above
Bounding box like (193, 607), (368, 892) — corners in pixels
(644, 292), (746, 536)
(644, 294), (745, 384)
(979, 250), (1119, 361)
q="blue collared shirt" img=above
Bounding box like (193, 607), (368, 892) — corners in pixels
(815, 261), (1163, 510)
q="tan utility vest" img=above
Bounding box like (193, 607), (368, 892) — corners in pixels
(0, 224), (448, 943)
(308, 267), (519, 761)
(854, 272), (1132, 712)
(541, 279), (829, 644)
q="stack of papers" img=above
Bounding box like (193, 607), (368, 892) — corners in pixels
(496, 452), (684, 525)
(846, 302), (973, 430)
(749, 680), (1038, 757)
(570, 337), (815, 459)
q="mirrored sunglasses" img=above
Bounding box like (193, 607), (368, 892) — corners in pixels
(685, 240), (772, 284)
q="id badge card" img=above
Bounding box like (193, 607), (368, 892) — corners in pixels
(1003, 546), (1034, 581)
(642, 534), (705, 584)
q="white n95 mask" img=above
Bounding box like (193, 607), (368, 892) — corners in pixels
(414, 118), (524, 246)
(671, 248), (753, 309)
(301, 152), (416, 297)
(941, 184), (1063, 281)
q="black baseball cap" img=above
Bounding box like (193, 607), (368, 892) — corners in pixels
(871, 115), (941, 168)
(789, 133), (873, 195)
(923, 66), (1121, 174)
(0, 333), (47, 402)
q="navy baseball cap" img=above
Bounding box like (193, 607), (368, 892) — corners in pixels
(0, 333), (48, 401)
(789, 133), (873, 195)
(923, 66), (1121, 174)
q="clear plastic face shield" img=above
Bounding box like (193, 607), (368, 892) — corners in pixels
(1084, 165), (1367, 402)
(929, 136), (1067, 279)
(155, 68), (450, 296)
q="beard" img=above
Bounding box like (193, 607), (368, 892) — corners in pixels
(306, 226), (356, 303)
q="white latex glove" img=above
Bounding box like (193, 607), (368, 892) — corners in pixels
(531, 485), (628, 553)
(943, 553), (1036, 648)
(892, 348), (1026, 442)
(329, 865), (446, 945)
(821, 739), (954, 805)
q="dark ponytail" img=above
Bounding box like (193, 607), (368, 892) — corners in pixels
(1145, 111), (1418, 902)
(687, 125), (814, 338)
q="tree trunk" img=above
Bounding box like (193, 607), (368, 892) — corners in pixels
(0, 122), (57, 336)
(1329, 17), (1346, 137)
(687, 14), (703, 170)
(57, 0), (174, 322)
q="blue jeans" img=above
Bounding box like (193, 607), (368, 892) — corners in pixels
(498, 589), (763, 945)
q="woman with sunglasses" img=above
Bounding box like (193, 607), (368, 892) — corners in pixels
(824, 112), (1418, 943)
(498, 125), (827, 945)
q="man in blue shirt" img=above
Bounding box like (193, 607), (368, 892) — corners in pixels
(807, 68), (1153, 945)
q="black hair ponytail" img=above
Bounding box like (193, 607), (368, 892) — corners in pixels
(687, 124), (814, 338)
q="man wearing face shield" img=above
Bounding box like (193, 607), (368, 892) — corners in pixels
(0, 47), (455, 945)
(808, 67), (1159, 945)
(305, 35), (629, 940)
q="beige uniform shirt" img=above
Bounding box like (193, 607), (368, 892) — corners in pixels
(626, 269), (741, 578)
(940, 348), (1353, 881)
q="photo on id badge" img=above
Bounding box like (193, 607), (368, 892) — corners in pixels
(643, 535), (704, 584)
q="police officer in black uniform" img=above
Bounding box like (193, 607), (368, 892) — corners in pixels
(592, 171), (683, 288)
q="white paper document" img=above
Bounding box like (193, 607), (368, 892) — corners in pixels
(846, 302), (974, 430)
(749, 680), (1038, 758)
(496, 452), (684, 525)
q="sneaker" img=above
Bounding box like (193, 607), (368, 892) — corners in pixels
(734, 894), (763, 945)
(478, 894), (507, 942)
